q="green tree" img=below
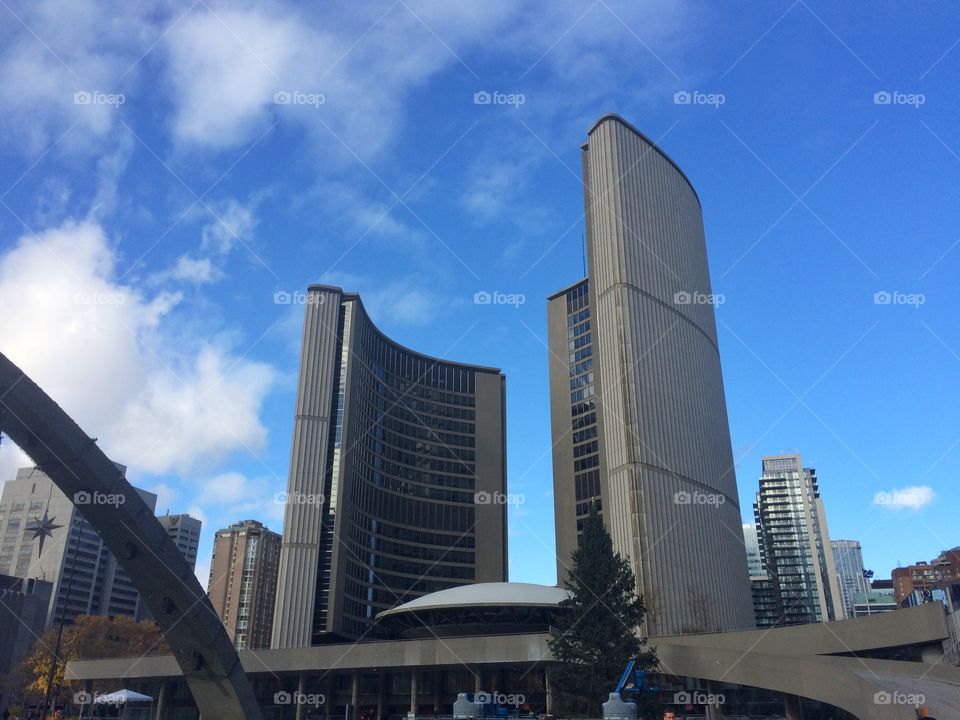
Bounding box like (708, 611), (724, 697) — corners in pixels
(548, 507), (657, 717)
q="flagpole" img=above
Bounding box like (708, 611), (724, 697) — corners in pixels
(40, 513), (86, 720)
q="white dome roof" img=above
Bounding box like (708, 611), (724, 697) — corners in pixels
(377, 582), (569, 620)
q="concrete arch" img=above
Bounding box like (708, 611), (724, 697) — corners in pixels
(0, 351), (262, 720)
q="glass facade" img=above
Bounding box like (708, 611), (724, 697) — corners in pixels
(563, 281), (602, 533)
(311, 295), (498, 642)
(831, 540), (869, 620)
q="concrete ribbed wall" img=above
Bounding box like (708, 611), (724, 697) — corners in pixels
(271, 286), (342, 649)
(583, 114), (755, 634)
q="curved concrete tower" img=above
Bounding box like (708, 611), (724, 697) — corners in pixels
(550, 114), (754, 635)
(272, 285), (507, 647)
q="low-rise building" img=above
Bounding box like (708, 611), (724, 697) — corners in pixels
(0, 573), (52, 711)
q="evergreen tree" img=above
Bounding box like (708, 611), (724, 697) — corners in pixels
(548, 507), (657, 717)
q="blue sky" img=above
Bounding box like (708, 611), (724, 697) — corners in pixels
(0, 0), (957, 588)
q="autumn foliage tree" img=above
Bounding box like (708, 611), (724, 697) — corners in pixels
(10, 614), (169, 708)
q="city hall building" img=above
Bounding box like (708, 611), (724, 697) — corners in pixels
(271, 286), (508, 647)
(70, 582), (564, 720)
(62, 117), (960, 720)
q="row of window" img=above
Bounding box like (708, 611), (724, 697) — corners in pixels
(353, 488), (477, 532)
(573, 440), (598, 458)
(569, 345), (593, 365)
(575, 470), (601, 503)
(568, 332), (592, 352)
(573, 455), (599, 472)
(567, 306), (589, 327)
(565, 282), (589, 314)
(571, 385), (596, 403)
(567, 319), (590, 339)
(346, 525), (475, 564)
(358, 318), (479, 394)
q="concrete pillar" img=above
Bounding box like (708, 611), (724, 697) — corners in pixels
(155, 680), (167, 720)
(474, 666), (482, 694)
(410, 670), (418, 714)
(545, 668), (553, 715)
(352, 670), (360, 720)
(921, 642), (944, 665)
(784, 693), (804, 720)
(705, 681), (723, 719)
(432, 670), (440, 714)
(325, 675), (336, 720)
(80, 680), (93, 719)
(296, 672), (307, 720)
(377, 671), (388, 720)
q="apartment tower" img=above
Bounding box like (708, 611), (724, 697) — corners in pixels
(208, 519), (281, 650)
(0, 466), (156, 626)
(831, 539), (870, 620)
(157, 513), (202, 571)
(754, 454), (843, 625)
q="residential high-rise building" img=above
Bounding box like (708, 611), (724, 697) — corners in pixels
(208, 520), (281, 650)
(892, 548), (960, 607)
(754, 454), (843, 626)
(743, 524), (765, 577)
(272, 286), (508, 647)
(0, 467), (158, 626)
(548, 114), (754, 635)
(157, 513), (202, 570)
(742, 523), (782, 627)
(831, 540), (870, 620)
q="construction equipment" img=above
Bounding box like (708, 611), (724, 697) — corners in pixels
(602, 659), (658, 720)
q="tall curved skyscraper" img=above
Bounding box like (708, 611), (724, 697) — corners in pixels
(549, 115), (755, 635)
(273, 286), (507, 647)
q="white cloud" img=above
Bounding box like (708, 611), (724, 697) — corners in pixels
(188, 471), (283, 522)
(164, 7), (306, 148)
(0, 219), (277, 477)
(461, 161), (528, 221)
(148, 197), (259, 286)
(201, 198), (258, 255)
(1, 0), (696, 164)
(0, 0), (161, 154)
(171, 255), (218, 283)
(159, 2), (508, 157)
(0, 442), (30, 486)
(873, 486), (936, 511)
(317, 271), (456, 327)
(149, 482), (179, 516)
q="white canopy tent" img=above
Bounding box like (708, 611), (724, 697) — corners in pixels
(84, 689), (154, 718)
